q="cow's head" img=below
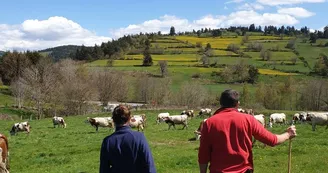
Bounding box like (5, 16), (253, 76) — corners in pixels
(9, 126), (16, 136)
(306, 113), (313, 122)
(24, 122), (30, 133)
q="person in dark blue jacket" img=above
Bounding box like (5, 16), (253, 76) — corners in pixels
(99, 105), (156, 173)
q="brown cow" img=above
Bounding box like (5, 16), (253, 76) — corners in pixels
(0, 134), (9, 173)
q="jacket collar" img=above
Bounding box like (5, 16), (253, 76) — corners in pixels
(115, 125), (131, 131)
(213, 107), (238, 115)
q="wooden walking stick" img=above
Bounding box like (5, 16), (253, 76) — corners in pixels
(288, 139), (292, 173)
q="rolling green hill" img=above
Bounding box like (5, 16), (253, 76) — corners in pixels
(38, 45), (83, 61)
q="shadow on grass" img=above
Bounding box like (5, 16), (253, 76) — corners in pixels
(188, 137), (197, 141)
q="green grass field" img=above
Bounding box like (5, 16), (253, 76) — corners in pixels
(0, 110), (326, 173)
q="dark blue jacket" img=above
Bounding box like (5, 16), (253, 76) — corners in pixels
(99, 125), (156, 173)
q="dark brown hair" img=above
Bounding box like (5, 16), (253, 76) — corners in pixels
(219, 89), (240, 108)
(112, 105), (131, 125)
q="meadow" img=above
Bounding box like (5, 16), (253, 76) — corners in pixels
(0, 110), (327, 173)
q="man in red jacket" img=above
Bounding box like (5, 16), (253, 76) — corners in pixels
(198, 89), (296, 173)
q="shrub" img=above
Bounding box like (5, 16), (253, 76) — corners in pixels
(191, 73), (201, 78)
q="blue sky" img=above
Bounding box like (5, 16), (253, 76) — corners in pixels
(0, 0), (327, 50)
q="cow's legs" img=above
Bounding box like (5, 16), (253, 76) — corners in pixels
(312, 123), (316, 131)
(96, 126), (99, 132)
(172, 124), (176, 130)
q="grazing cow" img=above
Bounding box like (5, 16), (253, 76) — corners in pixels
(238, 108), (254, 115)
(181, 110), (194, 118)
(129, 114), (146, 131)
(52, 116), (67, 128)
(0, 134), (9, 172)
(198, 108), (212, 117)
(164, 115), (188, 130)
(254, 114), (265, 127)
(306, 112), (328, 131)
(252, 114), (266, 148)
(86, 117), (114, 132)
(292, 112), (307, 124)
(156, 112), (170, 124)
(269, 113), (286, 128)
(194, 119), (207, 140)
(10, 122), (30, 135)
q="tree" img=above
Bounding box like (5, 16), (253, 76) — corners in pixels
(324, 26), (328, 38)
(205, 43), (212, 52)
(313, 53), (328, 76)
(158, 61), (168, 77)
(212, 29), (222, 37)
(0, 52), (31, 85)
(142, 39), (153, 66)
(286, 39), (296, 49)
(21, 56), (56, 119)
(169, 26), (176, 36)
(309, 33), (318, 43)
(227, 44), (240, 54)
(249, 24), (256, 32)
(241, 84), (251, 106)
(248, 65), (259, 84)
(201, 55), (210, 66)
(10, 77), (26, 109)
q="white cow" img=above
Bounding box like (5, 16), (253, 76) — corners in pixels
(252, 114), (266, 147)
(156, 112), (170, 124)
(164, 115), (188, 130)
(129, 114), (146, 131)
(53, 116), (67, 128)
(194, 119), (208, 140)
(269, 113), (286, 128)
(292, 112), (307, 124)
(306, 112), (328, 131)
(10, 121), (30, 135)
(198, 108), (212, 117)
(254, 114), (265, 127)
(181, 110), (194, 118)
(86, 117), (114, 132)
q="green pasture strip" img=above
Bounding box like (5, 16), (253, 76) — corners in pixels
(0, 93), (13, 106)
(1, 110), (327, 173)
(249, 36), (294, 41)
(151, 42), (190, 48)
(244, 52), (297, 61)
(246, 41), (290, 51)
(296, 43), (328, 68)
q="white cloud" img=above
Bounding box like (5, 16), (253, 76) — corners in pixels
(224, 6), (229, 10)
(225, 0), (245, 4)
(278, 7), (315, 18)
(110, 12), (299, 38)
(0, 16), (111, 51)
(237, 3), (265, 10)
(257, 0), (326, 6)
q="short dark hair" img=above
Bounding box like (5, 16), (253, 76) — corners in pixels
(219, 89), (240, 108)
(112, 105), (131, 125)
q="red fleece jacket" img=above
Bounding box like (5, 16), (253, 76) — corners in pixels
(198, 108), (277, 173)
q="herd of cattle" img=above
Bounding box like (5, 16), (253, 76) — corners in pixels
(1, 108), (328, 172)
(5, 108), (328, 136)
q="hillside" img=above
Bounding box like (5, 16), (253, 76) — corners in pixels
(39, 45), (83, 61)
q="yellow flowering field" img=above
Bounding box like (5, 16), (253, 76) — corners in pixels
(258, 69), (298, 75)
(176, 36), (242, 49)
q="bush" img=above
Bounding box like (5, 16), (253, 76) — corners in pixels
(191, 73), (201, 78)
(196, 42), (202, 48)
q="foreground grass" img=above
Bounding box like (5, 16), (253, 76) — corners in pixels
(0, 110), (326, 173)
